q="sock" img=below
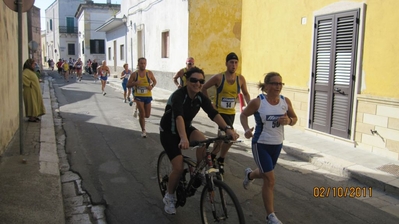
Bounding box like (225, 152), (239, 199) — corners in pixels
(247, 172), (253, 180)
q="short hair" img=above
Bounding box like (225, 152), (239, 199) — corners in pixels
(185, 67), (204, 79)
(137, 57), (146, 63)
(123, 63), (128, 68)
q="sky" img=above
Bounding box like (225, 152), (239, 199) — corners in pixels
(34, 0), (122, 30)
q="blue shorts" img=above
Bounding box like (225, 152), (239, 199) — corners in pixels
(252, 143), (282, 173)
(100, 75), (108, 81)
(135, 96), (152, 105)
(122, 79), (131, 91)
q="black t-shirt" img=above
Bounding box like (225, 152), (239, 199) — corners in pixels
(160, 86), (218, 134)
(91, 62), (98, 71)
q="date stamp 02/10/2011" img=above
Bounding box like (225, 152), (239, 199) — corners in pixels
(313, 186), (373, 198)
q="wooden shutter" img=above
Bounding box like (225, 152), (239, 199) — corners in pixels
(310, 10), (359, 139)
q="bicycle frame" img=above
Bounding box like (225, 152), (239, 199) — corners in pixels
(157, 135), (246, 223)
(177, 136), (232, 203)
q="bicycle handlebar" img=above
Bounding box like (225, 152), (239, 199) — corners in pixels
(189, 135), (233, 147)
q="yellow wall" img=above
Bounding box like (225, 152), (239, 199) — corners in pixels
(241, 0), (399, 98)
(188, 0), (242, 75)
(361, 0), (399, 97)
(0, 2), (28, 154)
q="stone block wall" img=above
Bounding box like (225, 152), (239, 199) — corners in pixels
(355, 96), (399, 160)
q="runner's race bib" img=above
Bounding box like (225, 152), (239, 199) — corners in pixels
(137, 87), (148, 94)
(220, 97), (236, 109)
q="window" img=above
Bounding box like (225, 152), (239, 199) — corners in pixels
(90, 39), (105, 54)
(66, 17), (74, 33)
(68, 43), (75, 55)
(82, 41), (84, 54)
(108, 47), (111, 60)
(161, 31), (170, 58)
(49, 19), (52, 31)
(120, 44), (124, 60)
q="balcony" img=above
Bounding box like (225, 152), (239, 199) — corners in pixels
(59, 26), (78, 34)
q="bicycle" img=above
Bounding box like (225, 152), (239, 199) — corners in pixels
(157, 135), (245, 223)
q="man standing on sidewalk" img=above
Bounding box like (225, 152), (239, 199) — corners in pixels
(201, 52), (251, 174)
(172, 57), (196, 88)
(127, 57), (157, 138)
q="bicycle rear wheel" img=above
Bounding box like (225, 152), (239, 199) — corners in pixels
(157, 151), (172, 197)
(200, 179), (245, 224)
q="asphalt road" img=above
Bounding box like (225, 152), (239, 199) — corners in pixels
(49, 71), (399, 224)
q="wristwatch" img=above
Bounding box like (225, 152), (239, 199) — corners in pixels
(224, 125), (232, 131)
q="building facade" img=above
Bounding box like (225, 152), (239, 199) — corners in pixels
(75, 1), (120, 65)
(27, 6), (42, 70)
(45, 0), (83, 62)
(241, 0), (399, 160)
(98, 0), (190, 89)
(0, 2), (29, 154)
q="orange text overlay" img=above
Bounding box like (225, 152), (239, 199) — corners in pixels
(313, 186), (372, 198)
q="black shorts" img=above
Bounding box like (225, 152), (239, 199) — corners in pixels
(218, 113), (235, 130)
(160, 126), (197, 161)
(58, 68), (62, 72)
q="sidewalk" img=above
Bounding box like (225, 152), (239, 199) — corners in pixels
(107, 76), (399, 199)
(0, 78), (64, 223)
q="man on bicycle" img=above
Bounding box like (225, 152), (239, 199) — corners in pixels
(160, 67), (238, 215)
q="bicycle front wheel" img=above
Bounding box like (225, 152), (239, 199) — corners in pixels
(157, 151), (171, 197)
(200, 179), (245, 224)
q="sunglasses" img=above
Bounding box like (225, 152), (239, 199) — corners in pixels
(189, 77), (205, 84)
(186, 62), (193, 66)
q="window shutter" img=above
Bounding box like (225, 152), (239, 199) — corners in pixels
(330, 11), (359, 137)
(90, 40), (95, 54)
(310, 10), (359, 139)
(311, 15), (334, 133)
(99, 40), (105, 54)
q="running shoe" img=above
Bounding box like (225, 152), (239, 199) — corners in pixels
(123, 99), (127, 103)
(103, 92), (106, 96)
(163, 193), (176, 215)
(129, 101), (133, 107)
(243, 167), (254, 190)
(133, 110), (137, 118)
(127, 97), (131, 102)
(267, 213), (283, 224)
(141, 130), (146, 138)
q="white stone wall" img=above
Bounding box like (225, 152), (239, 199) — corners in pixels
(121, 0), (189, 72)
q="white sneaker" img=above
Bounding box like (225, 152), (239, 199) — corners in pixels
(123, 99), (127, 103)
(243, 167), (254, 190)
(141, 130), (146, 138)
(163, 193), (176, 215)
(267, 213), (282, 224)
(103, 92), (106, 96)
(133, 110), (137, 118)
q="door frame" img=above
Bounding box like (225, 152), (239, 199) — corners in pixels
(308, 2), (366, 141)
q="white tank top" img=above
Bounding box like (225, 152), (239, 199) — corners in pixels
(252, 94), (288, 145)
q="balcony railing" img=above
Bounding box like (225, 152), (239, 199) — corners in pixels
(59, 26), (78, 34)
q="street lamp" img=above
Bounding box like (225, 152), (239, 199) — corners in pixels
(122, 14), (127, 23)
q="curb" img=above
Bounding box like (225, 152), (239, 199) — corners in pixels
(41, 76), (66, 221)
(283, 144), (399, 198)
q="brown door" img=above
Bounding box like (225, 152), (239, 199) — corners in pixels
(309, 9), (359, 139)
